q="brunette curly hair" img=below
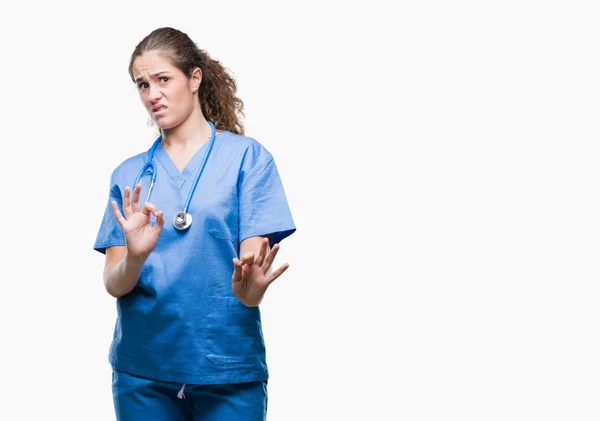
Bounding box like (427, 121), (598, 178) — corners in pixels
(129, 27), (245, 135)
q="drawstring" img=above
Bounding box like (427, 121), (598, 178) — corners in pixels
(177, 384), (186, 399)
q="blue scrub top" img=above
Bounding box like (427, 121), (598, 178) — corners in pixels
(94, 131), (296, 385)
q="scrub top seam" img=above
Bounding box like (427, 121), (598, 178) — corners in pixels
(154, 151), (186, 189)
(154, 134), (223, 190)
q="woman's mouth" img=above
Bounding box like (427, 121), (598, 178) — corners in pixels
(152, 105), (168, 115)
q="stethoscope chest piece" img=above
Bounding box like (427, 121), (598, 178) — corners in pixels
(173, 212), (193, 231)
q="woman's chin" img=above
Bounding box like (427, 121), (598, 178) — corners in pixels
(157, 116), (188, 131)
(155, 119), (176, 131)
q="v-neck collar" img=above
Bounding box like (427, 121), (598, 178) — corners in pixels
(154, 136), (214, 190)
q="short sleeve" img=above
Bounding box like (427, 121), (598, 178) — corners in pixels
(93, 171), (126, 254)
(238, 143), (296, 246)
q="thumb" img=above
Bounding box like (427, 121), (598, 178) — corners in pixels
(241, 251), (255, 265)
(152, 210), (165, 236)
(232, 258), (243, 283)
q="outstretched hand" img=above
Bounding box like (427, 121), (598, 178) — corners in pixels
(111, 184), (165, 260)
(232, 237), (289, 307)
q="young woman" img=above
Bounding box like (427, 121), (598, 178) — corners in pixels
(94, 27), (296, 420)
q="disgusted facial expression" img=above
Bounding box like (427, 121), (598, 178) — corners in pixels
(132, 50), (200, 130)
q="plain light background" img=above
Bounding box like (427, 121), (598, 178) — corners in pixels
(1, 1), (599, 420)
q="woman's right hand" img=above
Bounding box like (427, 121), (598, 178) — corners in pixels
(111, 184), (165, 260)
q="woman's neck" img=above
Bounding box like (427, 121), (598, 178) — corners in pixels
(161, 110), (213, 150)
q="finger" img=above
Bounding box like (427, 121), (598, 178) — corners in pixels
(111, 200), (126, 228)
(122, 186), (133, 218)
(142, 202), (158, 218)
(152, 210), (164, 236)
(266, 263), (290, 286)
(231, 258), (243, 283)
(241, 251), (255, 266)
(262, 243), (281, 273)
(131, 184), (142, 213)
(255, 237), (269, 267)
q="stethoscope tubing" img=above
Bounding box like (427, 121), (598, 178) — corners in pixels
(132, 121), (217, 230)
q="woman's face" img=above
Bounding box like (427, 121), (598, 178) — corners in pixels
(132, 50), (200, 130)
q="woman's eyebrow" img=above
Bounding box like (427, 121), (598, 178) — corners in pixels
(134, 71), (170, 83)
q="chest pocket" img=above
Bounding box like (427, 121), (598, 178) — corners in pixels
(196, 185), (239, 242)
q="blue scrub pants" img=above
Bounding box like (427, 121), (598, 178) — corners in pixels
(112, 369), (268, 421)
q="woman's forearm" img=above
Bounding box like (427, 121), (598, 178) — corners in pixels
(104, 252), (146, 298)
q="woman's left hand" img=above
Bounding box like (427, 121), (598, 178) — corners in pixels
(232, 237), (289, 307)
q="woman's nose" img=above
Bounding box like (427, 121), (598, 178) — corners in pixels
(148, 84), (162, 102)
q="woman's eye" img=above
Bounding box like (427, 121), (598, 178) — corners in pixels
(160, 77), (169, 83)
(138, 82), (148, 91)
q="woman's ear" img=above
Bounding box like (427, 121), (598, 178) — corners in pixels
(191, 67), (202, 92)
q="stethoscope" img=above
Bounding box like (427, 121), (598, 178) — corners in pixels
(133, 121), (217, 231)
